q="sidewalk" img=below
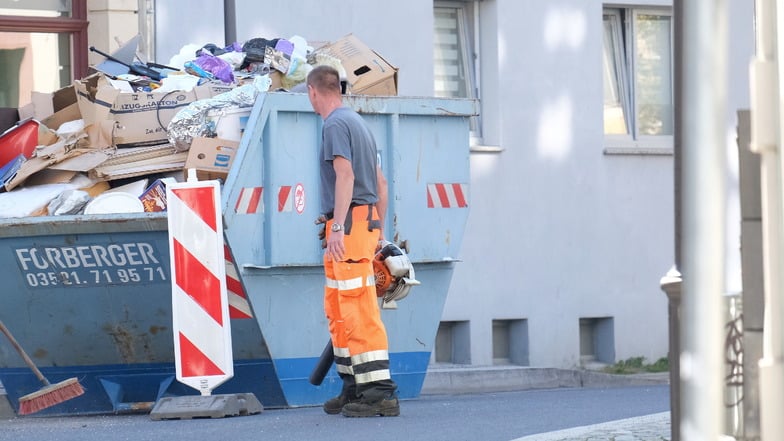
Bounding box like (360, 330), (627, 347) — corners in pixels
(510, 412), (671, 441)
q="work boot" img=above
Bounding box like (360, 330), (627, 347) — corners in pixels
(341, 396), (400, 417)
(323, 393), (357, 415)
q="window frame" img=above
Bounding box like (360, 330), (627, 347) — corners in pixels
(434, 0), (485, 146)
(0, 0), (89, 82)
(603, 6), (674, 154)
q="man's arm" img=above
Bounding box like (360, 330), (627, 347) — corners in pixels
(327, 156), (354, 261)
(376, 165), (388, 241)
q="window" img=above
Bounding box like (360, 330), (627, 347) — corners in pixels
(434, 1), (482, 143)
(0, 0), (88, 107)
(603, 8), (673, 151)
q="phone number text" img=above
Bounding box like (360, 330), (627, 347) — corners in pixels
(24, 267), (167, 288)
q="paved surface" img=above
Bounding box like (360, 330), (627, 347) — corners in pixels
(0, 367), (673, 440)
(512, 412), (670, 441)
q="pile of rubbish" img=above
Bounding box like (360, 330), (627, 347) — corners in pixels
(0, 33), (397, 218)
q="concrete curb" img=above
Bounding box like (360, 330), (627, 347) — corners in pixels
(421, 366), (669, 395)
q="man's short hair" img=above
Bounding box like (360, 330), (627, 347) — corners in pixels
(307, 65), (341, 94)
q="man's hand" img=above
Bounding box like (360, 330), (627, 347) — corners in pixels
(315, 215), (328, 249)
(326, 230), (345, 261)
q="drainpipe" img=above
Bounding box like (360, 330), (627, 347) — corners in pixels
(663, 1), (684, 439)
(680, 0), (728, 439)
(752, 0), (784, 440)
(224, 0), (237, 46)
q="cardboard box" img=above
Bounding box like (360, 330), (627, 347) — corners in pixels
(184, 137), (239, 181)
(74, 73), (233, 148)
(20, 86), (82, 131)
(313, 34), (398, 96)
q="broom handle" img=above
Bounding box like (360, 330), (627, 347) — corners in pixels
(0, 320), (50, 386)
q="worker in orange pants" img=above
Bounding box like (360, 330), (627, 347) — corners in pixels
(308, 65), (399, 417)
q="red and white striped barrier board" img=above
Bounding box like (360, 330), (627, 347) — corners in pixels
(225, 244), (252, 319)
(167, 179), (234, 395)
(234, 186), (263, 214)
(427, 183), (468, 208)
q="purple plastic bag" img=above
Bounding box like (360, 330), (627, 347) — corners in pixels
(193, 52), (235, 84)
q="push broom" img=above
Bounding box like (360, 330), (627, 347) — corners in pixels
(0, 319), (84, 415)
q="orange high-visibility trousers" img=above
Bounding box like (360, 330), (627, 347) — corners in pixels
(323, 205), (396, 397)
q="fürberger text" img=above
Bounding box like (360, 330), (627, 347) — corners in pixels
(15, 242), (168, 288)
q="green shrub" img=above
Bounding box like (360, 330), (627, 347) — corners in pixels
(602, 356), (669, 374)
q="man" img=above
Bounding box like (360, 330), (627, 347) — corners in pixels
(307, 65), (399, 417)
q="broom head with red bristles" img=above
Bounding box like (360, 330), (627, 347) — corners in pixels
(18, 377), (85, 415)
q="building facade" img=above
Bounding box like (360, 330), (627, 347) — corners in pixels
(5, 0), (756, 370)
(151, 0), (756, 369)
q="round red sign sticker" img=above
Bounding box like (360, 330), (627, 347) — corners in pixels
(294, 183), (305, 214)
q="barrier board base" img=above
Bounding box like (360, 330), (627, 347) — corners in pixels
(149, 393), (263, 420)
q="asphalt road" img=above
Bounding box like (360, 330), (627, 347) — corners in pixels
(0, 385), (670, 441)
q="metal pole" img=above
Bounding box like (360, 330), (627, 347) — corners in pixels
(680, 0), (727, 439)
(736, 109), (765, 441)
(753, 0), (784, 439)
(224, 0), (237, 46)
(670, 1), (683, 436)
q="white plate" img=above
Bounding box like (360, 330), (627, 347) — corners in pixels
(84, 191), (145, 214)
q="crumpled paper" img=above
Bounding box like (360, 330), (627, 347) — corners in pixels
(167, 75), (272, 152)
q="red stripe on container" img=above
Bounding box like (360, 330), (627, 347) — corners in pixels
(246, 187), (262, 214)
(436, 184), (450, 207)
(278, 186), (291, 212)
(229, 305), (252, 320)
(172, 239), (223, 326)
(226, 276), (244, 296)
(452, 183), (467, 207)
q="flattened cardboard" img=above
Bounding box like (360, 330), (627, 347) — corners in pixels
(24, 168), (78, 186)
(3, 139), (83, 191)
(50, 149), (113, 172)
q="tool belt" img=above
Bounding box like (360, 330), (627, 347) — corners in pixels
(324, 203), (381, 235)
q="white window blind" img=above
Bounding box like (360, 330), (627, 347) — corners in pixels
(434, 6), (470, 98)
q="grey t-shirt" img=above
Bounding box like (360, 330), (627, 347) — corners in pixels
(319, 106), (378, 214)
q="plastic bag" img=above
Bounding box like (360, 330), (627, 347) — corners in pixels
(241, 38), (278, 69)
(192, 52), (234, 84)
(281, 59), (312, 90)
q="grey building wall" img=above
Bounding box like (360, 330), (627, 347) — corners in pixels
(153, 0), (754, 369)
